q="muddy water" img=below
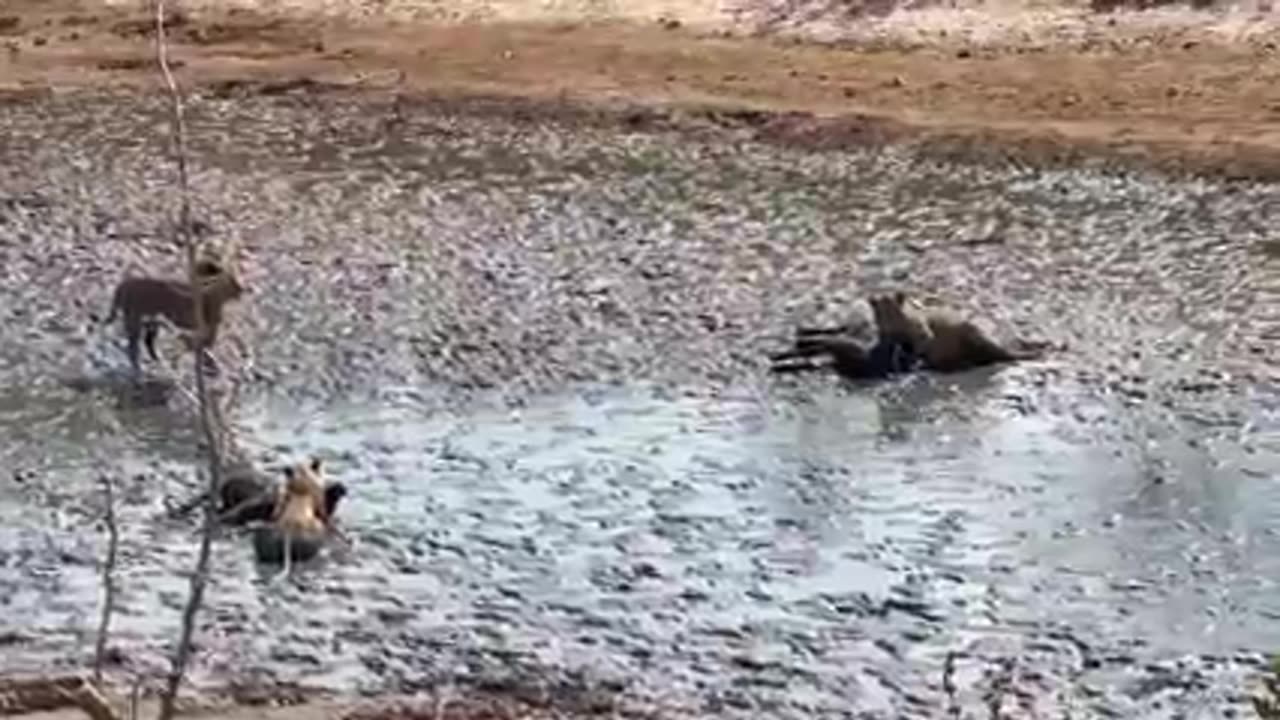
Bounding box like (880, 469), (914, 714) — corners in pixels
(0, 90), (1277, 719)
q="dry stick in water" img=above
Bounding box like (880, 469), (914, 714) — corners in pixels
(93, 474), (121, 685)
(152, 1), (229, 718)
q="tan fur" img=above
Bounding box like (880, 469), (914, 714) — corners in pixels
(870, 290), (1034, 373)
(271, 457), (329, 535)
(100, 258), (244, 371)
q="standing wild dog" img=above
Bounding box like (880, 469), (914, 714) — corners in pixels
(868, 290), (1050, 373)
(98, 256), (244, 376)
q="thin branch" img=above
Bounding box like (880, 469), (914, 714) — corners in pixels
(943, 649), (959, 719)
(151, 1), (229, 718)
(93, 475), (121, 685)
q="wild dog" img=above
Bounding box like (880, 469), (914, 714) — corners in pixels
(252, 457), (335, 569)
(98, 256), (243, 376)
(218, 461), (347, 526)
(868, 290), (1050, 373)
(168, 458), (348, 528)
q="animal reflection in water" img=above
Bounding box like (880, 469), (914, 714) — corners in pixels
(772, 290), (1055, 381)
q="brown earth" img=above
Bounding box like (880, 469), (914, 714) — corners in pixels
(2, 0), (1280, 178)
(15, 695), (620, 720)
(6, 678), (671, 720)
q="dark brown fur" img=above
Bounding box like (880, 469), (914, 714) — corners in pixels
(100, 261), (244, 374)
(770, 335), (919, 380)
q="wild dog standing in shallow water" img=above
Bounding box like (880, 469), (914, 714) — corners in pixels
(868, 290), (1050, 373)
(98, 256), (244, 376)
(252, 457), (335, 570)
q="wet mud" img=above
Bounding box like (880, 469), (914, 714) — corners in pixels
(0, 89), (1277, 719)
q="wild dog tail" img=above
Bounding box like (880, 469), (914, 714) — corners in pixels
(1009, 338), (1066, 361)
(970, 333), (1021, 365)
(967, 331), (1061, 366)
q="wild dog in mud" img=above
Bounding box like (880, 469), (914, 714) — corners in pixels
(220, 464), (348, 527)
(168, 457), (348, 528)
(868, 290), (1052, 373)
(252, 457), (337, 570)
(96, 256), (244, 377)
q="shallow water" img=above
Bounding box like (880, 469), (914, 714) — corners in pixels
(0, 90), (1277, 719)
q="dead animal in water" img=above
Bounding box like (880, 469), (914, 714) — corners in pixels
(770, 333), (920, 380)
(252, 457), (336, 569)
(219, 461), (347, 526)
(95, 256), (243, 376)
(169, 458), (348, 527)
(868, 290), (1054, 373)
(770, 297), (921, 380)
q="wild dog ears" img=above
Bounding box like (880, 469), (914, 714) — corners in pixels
(281, 457), (323, 479)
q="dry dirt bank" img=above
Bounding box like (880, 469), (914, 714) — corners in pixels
(14, 690), (659, 720)
(2, 0), (1280, 178)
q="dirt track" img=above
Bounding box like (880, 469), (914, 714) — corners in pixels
(3, 0), (1280, 178)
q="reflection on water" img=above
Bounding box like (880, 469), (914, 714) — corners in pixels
(0, 368), (1276, 717)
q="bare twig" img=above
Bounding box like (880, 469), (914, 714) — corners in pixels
(93, 475), (121, 685)
(151, 1), (230, 718)
(942, 650), (959, 719)
(389, 69), (406, 129)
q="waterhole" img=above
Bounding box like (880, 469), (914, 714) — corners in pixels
(0, 90), (1276, 719)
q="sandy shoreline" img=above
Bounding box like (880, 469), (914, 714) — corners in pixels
(2, 0), (1280, 179)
